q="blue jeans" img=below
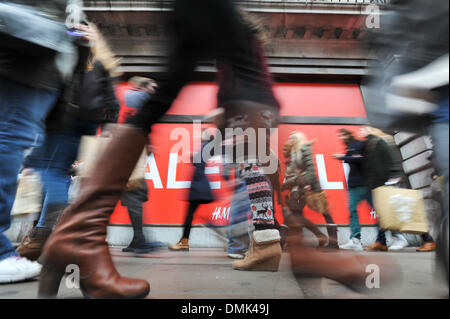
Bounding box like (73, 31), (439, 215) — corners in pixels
(348, 186), (387, 245)
(23, 120), (98, 228)
(348, 186), (373, 240)
(0, 77), (59, 261)
(228, 182), (252, 255)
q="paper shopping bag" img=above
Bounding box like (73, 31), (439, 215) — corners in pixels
(11, 170), (42, 216)
(372, 186), (429, 234)
(77, 136), (147, 189)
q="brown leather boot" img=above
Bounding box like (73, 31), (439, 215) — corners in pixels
(417, 242), (436, 252)
(17, 227), (52, 261)
(232, 229), (282, 272)
(38, 125), (150, 299)
(365, 241), (388, 252)
(286, 215), (401, 292)
(169, 238), (189, 251)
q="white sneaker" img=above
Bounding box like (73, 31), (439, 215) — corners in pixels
(228, 253), (245, 260)
(0, 256), (42, 283)
(339, 238), (363, 251)
(389, 235), (409, 251)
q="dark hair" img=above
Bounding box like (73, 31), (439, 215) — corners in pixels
(338, 128), (355, 145)
(338, 128), (354, 138)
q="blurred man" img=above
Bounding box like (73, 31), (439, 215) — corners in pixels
(0, 0), (80, 283)
(356, 126), (399, 252)
(334, 129), (367, 251)
(118, 77), (166, 254)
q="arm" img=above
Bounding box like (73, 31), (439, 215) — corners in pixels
(338, 154), (364, 164)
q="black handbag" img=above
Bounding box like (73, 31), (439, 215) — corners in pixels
(0, 1), (72, 56)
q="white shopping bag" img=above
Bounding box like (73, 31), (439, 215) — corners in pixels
(11, 169), (42, 216)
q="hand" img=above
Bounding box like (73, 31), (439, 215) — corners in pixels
(385, 177), (402, 186)
(76, 24), (97, 44)
(304, 185), (312, 191)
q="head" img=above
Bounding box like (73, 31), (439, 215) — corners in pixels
(359, 125), (392, 141)
(140, 79), (158, 95)
(357, 126), (370, 140)
(128, 77), (158, 95)
(289, 132), (308, 150)
(87, 23), (121, 77)
(337, 128), (355, 146)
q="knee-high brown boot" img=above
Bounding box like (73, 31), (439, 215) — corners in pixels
(38, 125), (150, 299)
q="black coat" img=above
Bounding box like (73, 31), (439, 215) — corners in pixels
(339, 140), (366, 188)
(363, 135), (395, 190)
(45, 58), (119, 132)
(188, 142), (215, 203)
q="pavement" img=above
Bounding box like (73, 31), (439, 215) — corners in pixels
(0, 247), (448, 299)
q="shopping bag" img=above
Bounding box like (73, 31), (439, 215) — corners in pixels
(11, 170), (42, 216)
(372, 186), (429, 234)
(77, 136), (147, 189)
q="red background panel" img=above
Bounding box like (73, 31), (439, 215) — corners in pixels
(117, 82), (367, 117)
(110, 124), (376, 226)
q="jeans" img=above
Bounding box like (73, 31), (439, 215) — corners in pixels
(23, 120), (98, 228)
(0, 76), (59, 261)
(347, 186), (387, 245)
(228, 182), (252, 255)
(348, 186), (373, 240)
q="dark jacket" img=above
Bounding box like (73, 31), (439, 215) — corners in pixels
(339, 140), (366, 188)
(188, 142), (215, 203)
(0, 0), (72, 91)
(46, 58), (119, 132)
(363, 135), (395, 189)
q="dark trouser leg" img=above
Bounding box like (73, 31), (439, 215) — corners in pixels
(422, 233), (434, 243)
(183, 202), (201, 239)
(348, 187), (364, 240)
(121, 182), (148, 246)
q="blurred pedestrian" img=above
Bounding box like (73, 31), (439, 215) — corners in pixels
(39, 0), (284, 298)
(357, 126), (404, 252)
(169, 130), (215, 252)
(0, 0), (79, 283)
(363, 0), (448, 278)
(117, 77), (166, 254)
(333, 128), (366, 251)
(282, 132), (339, 249)
(16, 22), (120, 261)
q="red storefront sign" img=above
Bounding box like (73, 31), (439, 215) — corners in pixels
(110, 82), (376, 226)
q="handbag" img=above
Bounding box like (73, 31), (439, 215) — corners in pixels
(11, 170), (42, 217)
(0, 2), (72, 56)
(372, 186), (429, 234)
(77, 135), (147, 190)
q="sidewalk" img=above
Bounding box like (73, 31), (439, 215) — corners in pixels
(0, 247), (448, 299)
